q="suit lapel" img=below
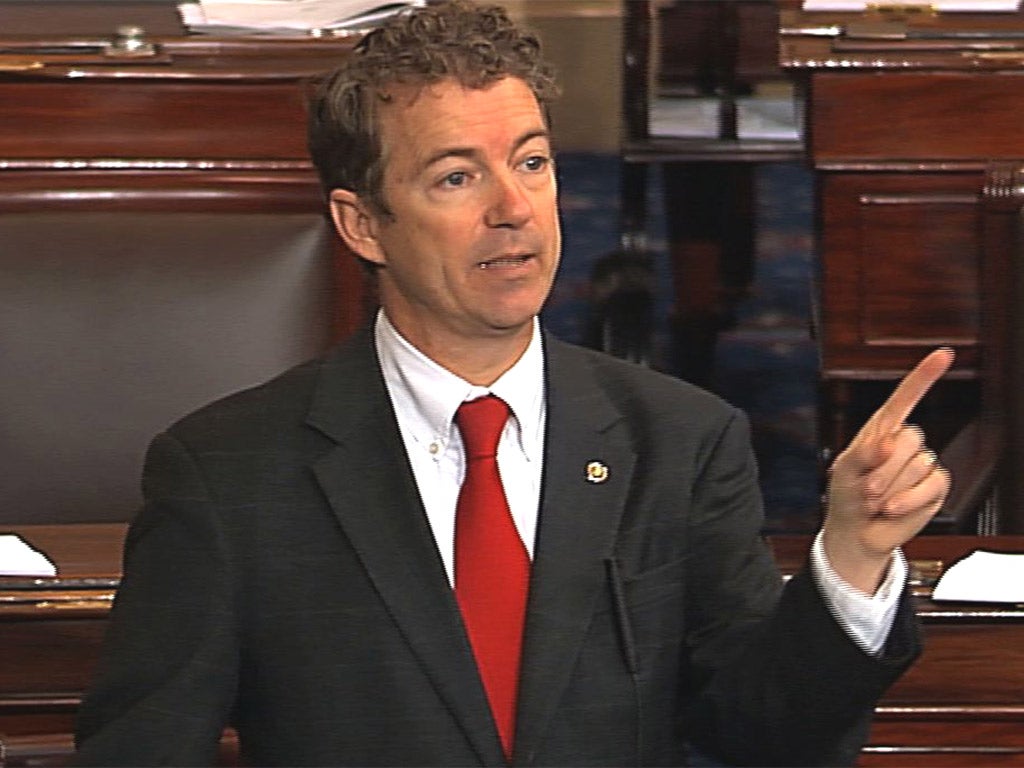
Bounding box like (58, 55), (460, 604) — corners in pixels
(514, 337), (636, 764)
(307, 331), (505, 766)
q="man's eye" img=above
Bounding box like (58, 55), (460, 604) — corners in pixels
(522, 156), (549, 172)
(442, 171), (468, 187)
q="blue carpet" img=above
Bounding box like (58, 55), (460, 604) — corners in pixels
(545, 153), (819, 533)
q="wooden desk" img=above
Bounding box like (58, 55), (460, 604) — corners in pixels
(0, 527), (246, 768)
(3, 526), (1022, 766)
(778, 1), (1024, 451)
(774, 535), (1024, 766)
(0, 524), (124, 759)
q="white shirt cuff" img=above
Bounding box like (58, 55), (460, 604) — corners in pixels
(809, 530), (907, 656)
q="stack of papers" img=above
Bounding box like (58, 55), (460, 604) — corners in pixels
(650, 97), (802, 141)
(931, 550), (1024, 603)
(803, 1), (1022, 10)
(0, 534), (57, 577)
(178, 0), (425, 35)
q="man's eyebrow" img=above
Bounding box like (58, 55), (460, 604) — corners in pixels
(511, 129), (552, 153)
(419, 129), (552, 172)
(421, 146), (477, 171)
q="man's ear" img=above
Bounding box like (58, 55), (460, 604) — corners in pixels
(328, 189), (387, 267)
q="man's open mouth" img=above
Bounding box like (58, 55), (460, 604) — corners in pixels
(478, 254), (532, 269)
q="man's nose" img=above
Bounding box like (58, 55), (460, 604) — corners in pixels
(485, 171), (533, 229)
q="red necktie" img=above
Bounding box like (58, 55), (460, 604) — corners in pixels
(454, 395), (529, 762)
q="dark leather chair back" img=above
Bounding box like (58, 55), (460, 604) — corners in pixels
(1, 198), (343, 524)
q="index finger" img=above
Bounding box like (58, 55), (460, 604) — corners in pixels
(871, 348), (955, 434)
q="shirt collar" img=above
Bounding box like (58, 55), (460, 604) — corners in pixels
(374, 310), (545, 460)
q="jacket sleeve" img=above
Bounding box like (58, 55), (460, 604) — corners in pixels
(681, 410), (921, 767)
(74, 432), (239, 767)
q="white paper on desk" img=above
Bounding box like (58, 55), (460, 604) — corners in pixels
(0, 534), (57, 577)
(803, 1), (1022, 11)
(931, 550), (1024, 603)
(180, 0), (425, 34)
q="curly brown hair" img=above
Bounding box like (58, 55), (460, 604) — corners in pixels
(307, 0), (560, 216)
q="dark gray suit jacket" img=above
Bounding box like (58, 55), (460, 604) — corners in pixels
(74, 329), (920, 767)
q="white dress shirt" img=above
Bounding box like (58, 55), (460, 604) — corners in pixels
(374, 310), (905, 655)
(375, 311), (545, 584)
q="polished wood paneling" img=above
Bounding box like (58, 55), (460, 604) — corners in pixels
(885, 621), (1024, 704)
(779, 1), (1024, 454)
(812, 72), (1024, 163)
(0, 81), (313, 160)
(1, 622), (109, 705)
(818, 172), (981, 379)
(865, 614), (1024, 765)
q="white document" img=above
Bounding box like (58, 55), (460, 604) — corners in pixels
(803, 1), (1022, 11)
(931, 550), (1024, 603)
(179, 0), (425, 34)
(0, 534), (57, 577)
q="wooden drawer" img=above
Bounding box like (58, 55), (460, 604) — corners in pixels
(0, 618), (109, 699)
(885, 622), (1024, 705)
(812, 72), (1024, 163)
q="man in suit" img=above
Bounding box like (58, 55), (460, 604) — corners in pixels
(74, 1), (952, 765)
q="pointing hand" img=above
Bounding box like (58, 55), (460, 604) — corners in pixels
(822, 348), (954, 593)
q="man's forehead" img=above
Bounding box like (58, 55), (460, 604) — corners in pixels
(375, 77), (548, 162)
(375, 76), (541, 116)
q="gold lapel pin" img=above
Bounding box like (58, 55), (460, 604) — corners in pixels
(585, 461), (609, 484)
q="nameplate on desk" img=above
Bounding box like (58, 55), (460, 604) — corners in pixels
(803, 1), (1022, 11)
(0, 534), (57, 577)
(931, 549), (1024, 603)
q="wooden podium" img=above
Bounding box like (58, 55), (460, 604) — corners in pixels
(779, 0), (1024, 453)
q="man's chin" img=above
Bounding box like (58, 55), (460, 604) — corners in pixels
(481, 304), (546, 334)
(481, 317), (538, 338)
